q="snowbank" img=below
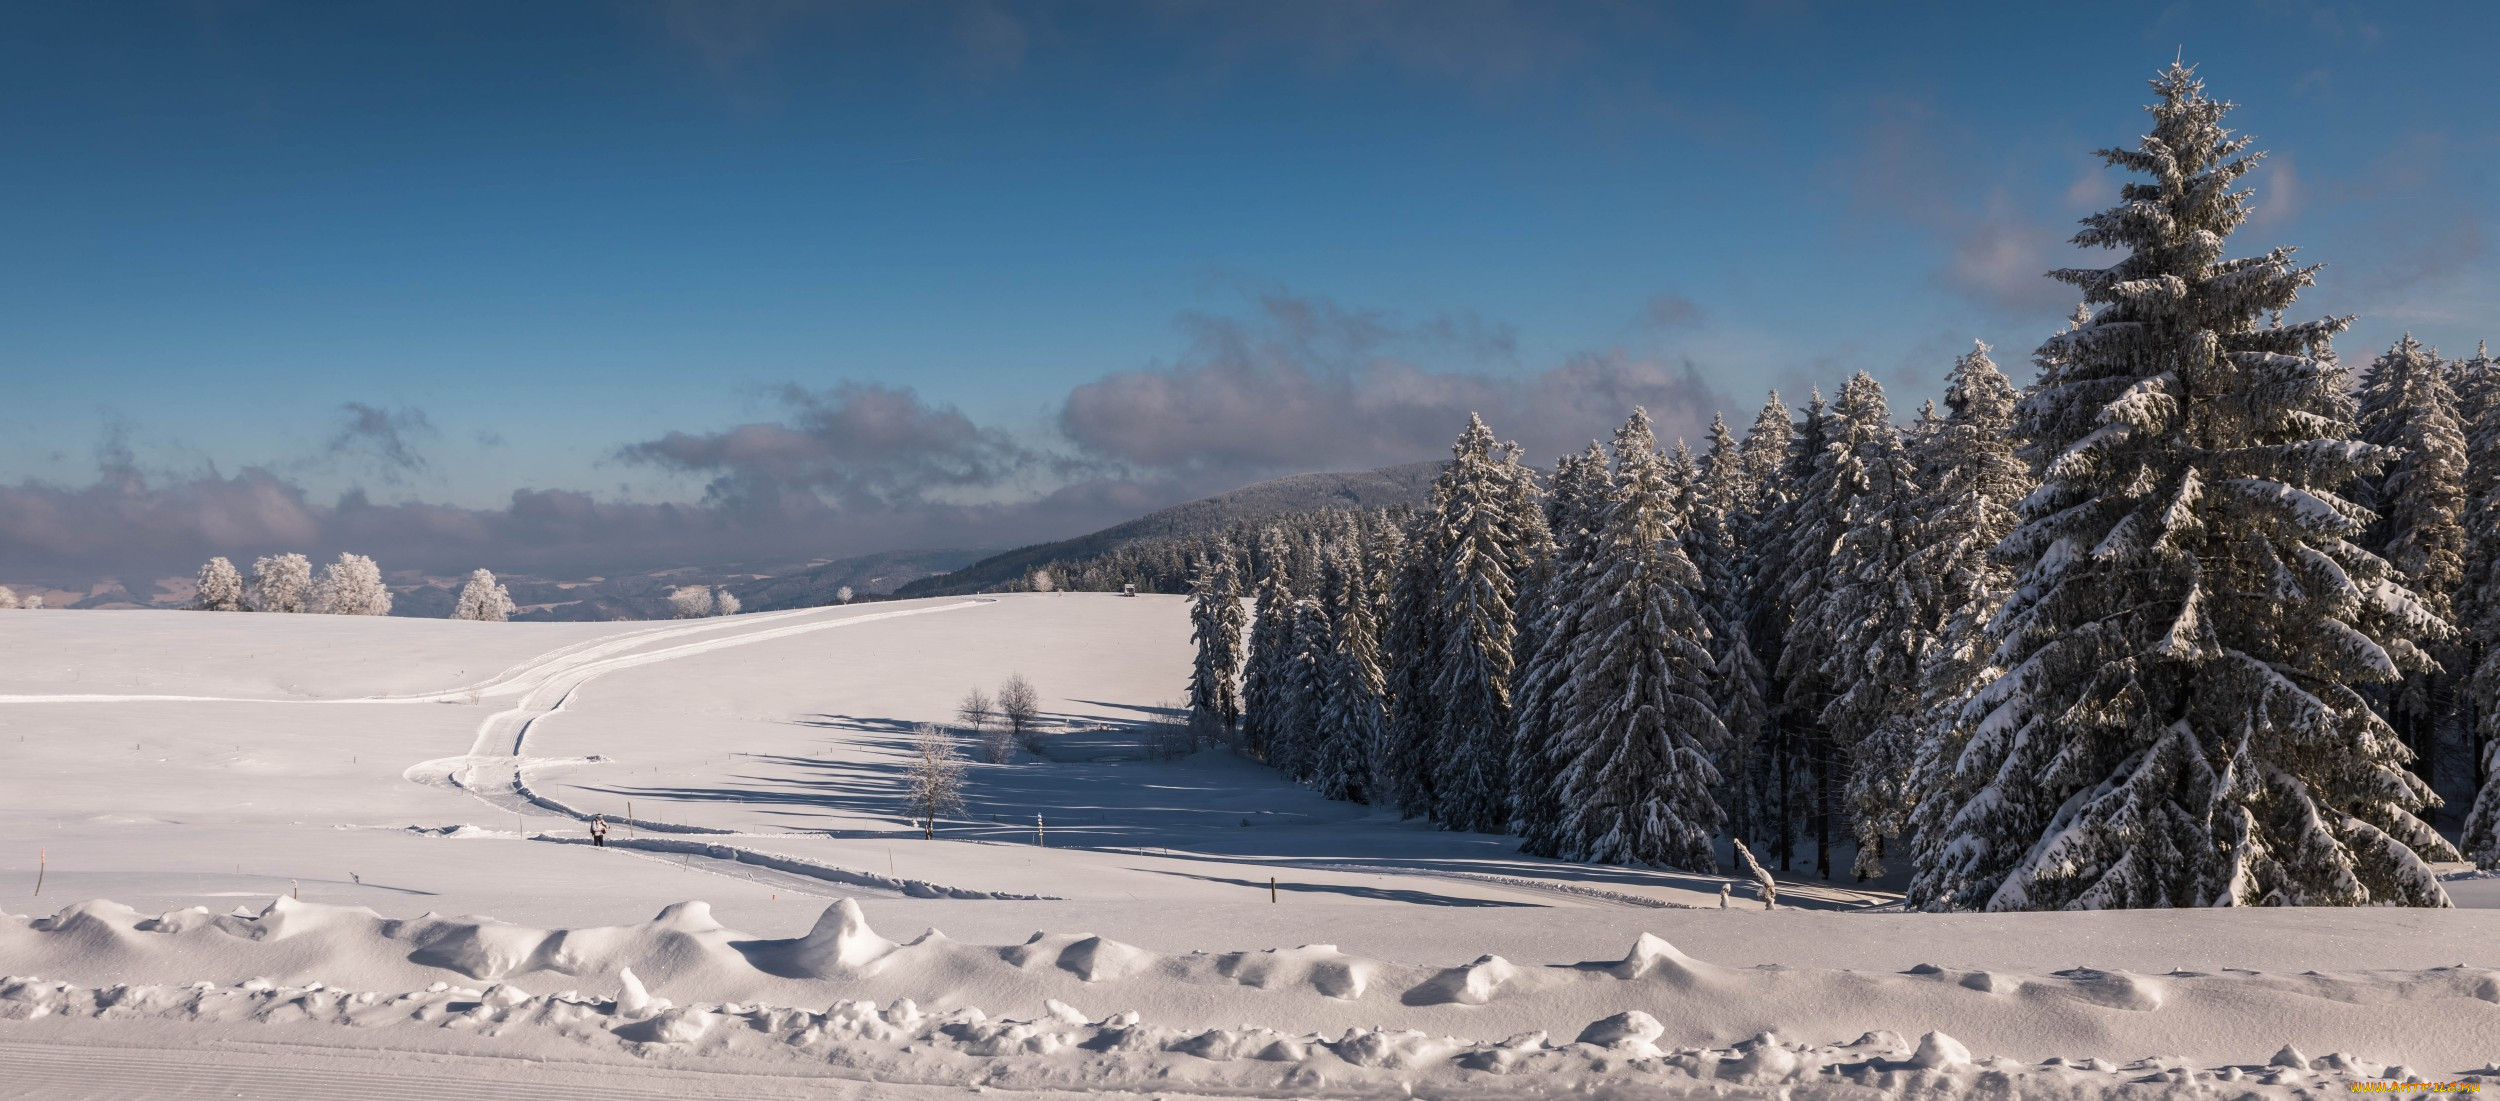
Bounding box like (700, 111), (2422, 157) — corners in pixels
(4, 894), (2495, 1093)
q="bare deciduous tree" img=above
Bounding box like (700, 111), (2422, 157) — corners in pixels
(959, 688), (1010, 764)
(998, 674), (1042, 754)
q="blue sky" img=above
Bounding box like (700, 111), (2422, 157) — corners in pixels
(2, 1), (2494, 578)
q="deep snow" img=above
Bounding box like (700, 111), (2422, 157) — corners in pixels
(3, 594), (2496, 1097)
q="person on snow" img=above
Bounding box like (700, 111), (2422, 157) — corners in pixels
(590, 814), (608, 848)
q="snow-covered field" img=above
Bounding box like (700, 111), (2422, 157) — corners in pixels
(3, 593), (2496, 1098)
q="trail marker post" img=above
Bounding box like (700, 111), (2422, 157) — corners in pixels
(1270, 876), (1277, 904)
(32, 849), (42, 898)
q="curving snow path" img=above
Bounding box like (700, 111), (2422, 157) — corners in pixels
(402, 600), (992, 826)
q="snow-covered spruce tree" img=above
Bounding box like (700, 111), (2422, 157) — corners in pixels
(2459, 344), (2500, 866)
(1545, 409), (1726, 869)
(192, 557), (247, 611)
(248, 553), (314, 613)
(1512, 444), (1609, 851)
(1380, 508), (1447, 819)
(1794, 373), (1926, 879)
(1752, 392), (1826, 869)
(1901, 342), (2036, 905)
(1186, 543), (1249, 739)
(2355, 335), (2468, 784)
(1428, 415), (1546, 833)
(1238, 528), (1300, 762)
(1314, 543), (1387, 802)
(1927, 64), (2455, 910)
(453, 568), (517, 622)
(1770, 387), (1865, 878)
(1696, 415), (1773, 854)
(314, 553), (393, 616)
(1270, 589), (1332, 783)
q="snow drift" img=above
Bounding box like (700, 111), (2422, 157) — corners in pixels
(4, 895), (2494, 1096)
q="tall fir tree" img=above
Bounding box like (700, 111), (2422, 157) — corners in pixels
(1770, 386), (1864, 878)
(1796, 373), (1926, 879)
(1699, 415), (1773, 851)
(1314, 543), (1387, 802)
(2355, 335), (2469, 787)
(1428, 415), (1545, 833)
(1756, 390), (1829, 870)
(1380, 505), (1448, 820)
(1512, 444), (1608, 851)
(2459, 344), (2500, 865)
(1901, 342), (2037, 906)
(1186, 541), (1250, 738)
(1922, 64), (2455, 910)
(1545, 409), (1727, 869)
(1239, 528), (1300, 762)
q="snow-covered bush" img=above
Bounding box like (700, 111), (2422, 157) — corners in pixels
(192, 557), (247, 611)
(313, 553), (392, 616)
(248, 553), (314, 613)
(452, 569), (516, 622)
(668, 586), (715, 619)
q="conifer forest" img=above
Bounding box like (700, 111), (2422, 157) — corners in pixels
(1181, 65), (2497, 910)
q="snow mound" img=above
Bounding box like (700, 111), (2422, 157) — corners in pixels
(6, 894), (2498, 1093)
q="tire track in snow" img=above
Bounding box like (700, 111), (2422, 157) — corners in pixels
(422, 600), (993, 818)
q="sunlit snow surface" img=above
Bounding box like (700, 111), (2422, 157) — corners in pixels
(2, 594), (2494, 1097)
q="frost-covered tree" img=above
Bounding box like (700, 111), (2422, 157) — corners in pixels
(1698, 417), (1773, 850)
(1428, 414), (1546, 833)
(1379, 510), (1446, 819)
(1922, 64), (2455, 910)
(1312, 544), (1386, 802)
(1795, 373), (1926, 879)
(1239, 529), (1300, 761)
(1901, 342), (2036, 903)
(1269, 588), (1332, 782)
(905, 724), (968, 839)
(1186, 543), (1249, 738)
(836, 585), (855, 604)
(314, 553), (393, 616)
(668, 586), (716, 619)
(998, 673), (1043, 754)
(2355, 335), (2468, 783)
(248, 553), (314, 613)
(1512, 444), (1608, 850)
(1769, 387), (1865, 878)
(192, 557), (247, 611)
(712, 588), (741, 616)
(0, 586), (26, 609)
(1542, 409), (1726, 869)
(2460, 344), (2500, 866)
(452, 569), (516, 622)
(1753, 392), (1828, 869)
